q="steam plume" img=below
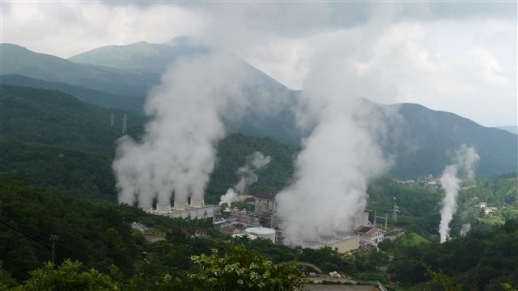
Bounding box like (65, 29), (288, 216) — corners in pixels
(275, 59), (394, 244)
(219, 151), (271, 206)
(460, 223), (471, 237)
(439, 144), (479, 243)
(113, 53), (248, 209)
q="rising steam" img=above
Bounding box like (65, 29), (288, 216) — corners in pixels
(439, 144), (479, 243)
(113, 53), (248, 210)
(219, 151), (271, 206)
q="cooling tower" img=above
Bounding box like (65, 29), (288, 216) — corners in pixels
(173, 199), (187, 210)
(190, 199), (205, 208)
(156, 204), (170, 213)
(139, 201), (153, 213)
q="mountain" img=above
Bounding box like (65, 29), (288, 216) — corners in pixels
(0, 85), (145, 155)
(3, 42), (300, 142)
(68, 38), (288, 90)
(496, 126), (518, 135)
(0, 85), (298, 202)
(390, 103), (518, 178)
(0, 74), (144, 112)
(3, 40), (517, 179)
(0, 43), (159, 96)
(68, 37), (208, 74)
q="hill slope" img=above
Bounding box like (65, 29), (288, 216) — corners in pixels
(68, 38), (288, 90)
(0, 43), (158, 96)
(0, 74), (143, 112)
(0, 85), (144, 155)
(390, 103), (518, 178)
(68, 38), (208, 73)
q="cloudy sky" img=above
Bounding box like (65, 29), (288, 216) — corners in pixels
(1, 1), (516, 126)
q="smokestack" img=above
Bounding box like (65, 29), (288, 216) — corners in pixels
(174, 199), (187, 210)
(190, 198), (205, 208)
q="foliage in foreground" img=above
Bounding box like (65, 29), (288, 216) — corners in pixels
(10, 246), (304, 291)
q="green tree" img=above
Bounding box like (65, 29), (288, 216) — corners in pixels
(188, 245), (305, 291)
(12, 260), (120, 291)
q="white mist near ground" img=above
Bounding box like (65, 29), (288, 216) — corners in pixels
(113, 53), (249, 208)
(219, 151), (271, 206)
(439, 144), (479, 243)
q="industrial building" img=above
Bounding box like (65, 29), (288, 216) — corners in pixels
(145, 199), (219, 220)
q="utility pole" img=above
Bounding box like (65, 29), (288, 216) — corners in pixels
(49, 234), (59, 265)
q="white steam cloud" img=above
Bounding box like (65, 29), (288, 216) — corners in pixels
(439, 144), (479, 243)
(113, 53), (249, 210)
(275, 34), (396, 244)
(219, 151), (271, 206)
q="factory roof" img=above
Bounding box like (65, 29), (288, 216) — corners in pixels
(254, 193), (276, 200)
(354, 226), (383, 237)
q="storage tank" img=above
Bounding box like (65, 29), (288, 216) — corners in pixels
(245, 227), (276, 243)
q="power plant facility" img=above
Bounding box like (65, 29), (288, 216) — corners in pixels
(141, 198), (219, 220)
(139, 190), (396, 254)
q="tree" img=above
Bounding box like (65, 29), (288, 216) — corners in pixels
(188, 245), (305, 291)
(12, 260), (120, 291)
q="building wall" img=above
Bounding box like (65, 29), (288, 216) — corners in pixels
(329, 236), (360, 253)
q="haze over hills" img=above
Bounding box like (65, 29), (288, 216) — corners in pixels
(496, 126), (518, 135)
(389, 103), (518, 178)
(68, 38), (289, 90)
(0, 43), (159, 97)
(1, 42), (516, 180)
(68, 37), (209, 74)
(0, 74), (143, 112)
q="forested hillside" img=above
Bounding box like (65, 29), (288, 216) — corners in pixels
(0, 75), (144, 112)
(0, 44), (159, 97)
(2, 43), (516, 178)
(0, 140), (116, 201)
(0, 85), (144, 155)
(390, 103), (518, 178)
(1, 173), (516, 290)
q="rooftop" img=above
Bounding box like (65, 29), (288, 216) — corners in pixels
(254, 193), (276, 200)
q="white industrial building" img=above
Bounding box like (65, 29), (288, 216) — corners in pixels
(146, 199), (219, 220)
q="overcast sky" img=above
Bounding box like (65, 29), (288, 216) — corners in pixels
(1, 1), (516, 126)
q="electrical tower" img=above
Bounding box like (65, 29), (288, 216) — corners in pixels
(110, 113), (115, 127)
(373, 211), (389, 230)
(49, 234), (59, 265)
(122, 114), (128, 135)
(393, 197), (400, 221)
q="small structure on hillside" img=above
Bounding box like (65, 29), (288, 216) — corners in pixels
(354, 226), (385, 244)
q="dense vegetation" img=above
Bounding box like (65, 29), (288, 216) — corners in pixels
(0, 140), (116, 201)
(0, 85), (144, 155)
(384, 220), (518, 290)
